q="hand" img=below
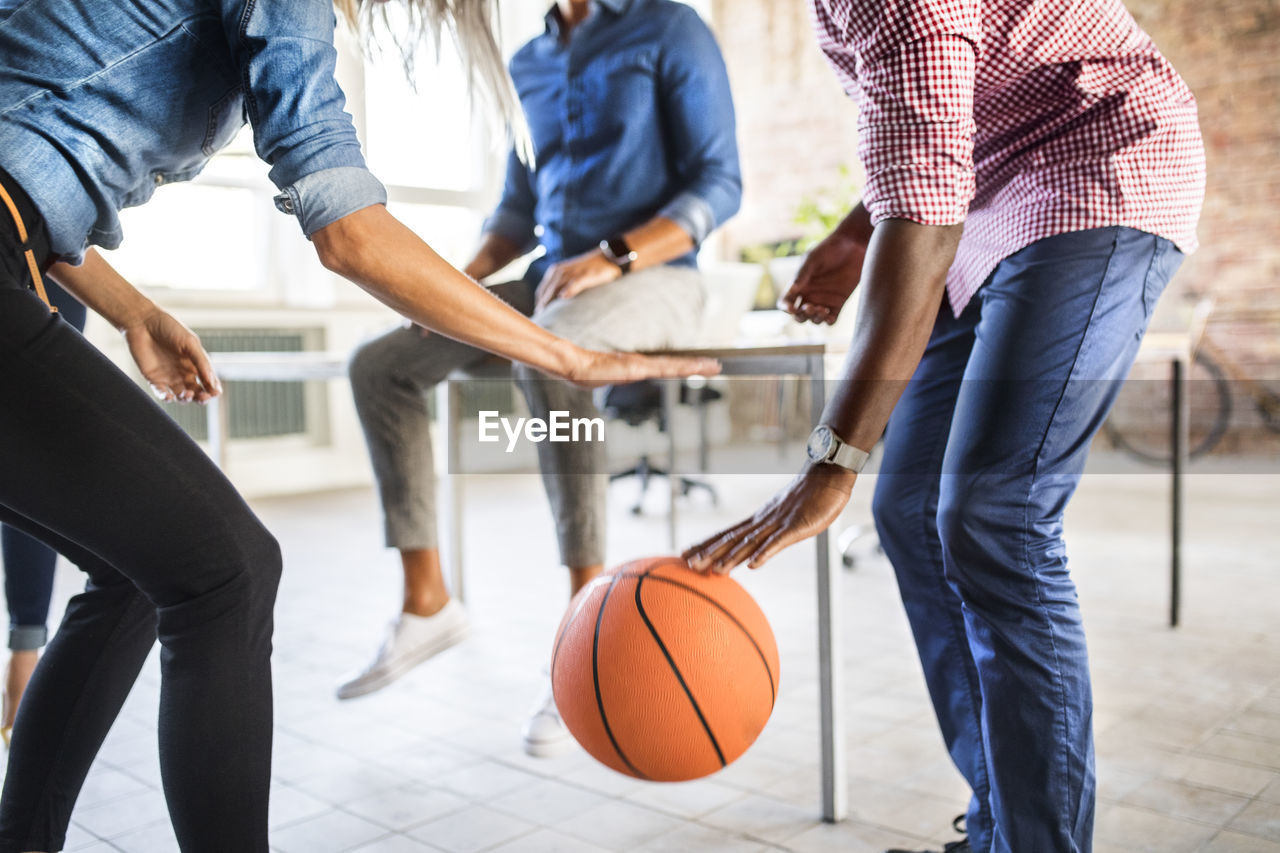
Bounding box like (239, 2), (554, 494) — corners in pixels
(557, 346), (720, 390)
(122, 309), (221, 403)
(535, 250), (622, 313)
(778, 230), (868, 325)
(684, 464), (854, 574)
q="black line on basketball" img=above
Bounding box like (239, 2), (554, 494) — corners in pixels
(627, 571), (777, 704)
(593, 574), (648, 780)
(552, 575), (608, 677)
(634, 572), (727, 767)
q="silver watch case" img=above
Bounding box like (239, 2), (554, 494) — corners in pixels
(806, 425), (870, 473)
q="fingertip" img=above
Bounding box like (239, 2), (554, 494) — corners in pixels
(752, 536), (786, 568)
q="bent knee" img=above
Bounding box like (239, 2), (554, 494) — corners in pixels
(937, 477), (1026, 549)
(348, 334), (398, 396)
(935, 477), (1035, 589)
(224, 516), (283, 595)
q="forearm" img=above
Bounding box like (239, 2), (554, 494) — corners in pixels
(463, 232), (526, 281)
(619, 216), (694, 273)
(832, 201), (874, 248)
(820, 219), (963, 479)
(47, 250), (157, 331)
(314, 205), (576, 376)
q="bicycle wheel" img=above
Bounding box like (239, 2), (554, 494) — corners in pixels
(1103, 350), (1232, 465)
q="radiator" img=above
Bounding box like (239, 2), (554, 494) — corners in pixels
(162, 328), (316, 442)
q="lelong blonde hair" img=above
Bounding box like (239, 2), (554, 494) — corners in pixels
(335, 0), (531, 161)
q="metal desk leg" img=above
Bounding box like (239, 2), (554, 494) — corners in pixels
(664, 379), (680, 550)
(441, 381), (466, 604)
(1170, 356), (1186, 627)
(809, 355), (846, 822)
(697, 387), (710, 474)
(206, 394), (228, 469)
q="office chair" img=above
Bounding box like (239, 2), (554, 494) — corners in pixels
(602, 380), (720, 515)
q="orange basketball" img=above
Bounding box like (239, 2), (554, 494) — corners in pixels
(550, 556), (780, 781)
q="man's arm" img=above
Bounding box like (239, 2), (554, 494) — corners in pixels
(650, 4), (742, 247)
(535, 7), (742, 310)
(463, 233), (527, 282)
(777, 201), (874, 325)
(465, 147), (540, 282)
(685, 219), (960, 572)
(684, 2), (980, 572)
(532, 216), (695, 312)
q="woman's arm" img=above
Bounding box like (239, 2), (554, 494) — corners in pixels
(47, 251), (221, 402)
(312, 205), (719, 385)
(47, 250), (158, 332)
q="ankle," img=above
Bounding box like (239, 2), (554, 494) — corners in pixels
(4, 649), (40, 729)
(402, 595), (450, 618)
(568, 565), (604, 596)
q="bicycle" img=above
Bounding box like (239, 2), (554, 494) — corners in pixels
(1104, 298), (1280, 464)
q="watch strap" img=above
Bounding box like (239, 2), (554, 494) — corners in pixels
(599, 236), (637, 273)
(830, 441), (871, 473)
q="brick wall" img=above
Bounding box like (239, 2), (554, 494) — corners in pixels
(1125, 0), (1280, 453)
(710, 0), (864, 254)
(709, 0), (1280, 455)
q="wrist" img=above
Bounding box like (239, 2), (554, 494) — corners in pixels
(598, 235), (636, 274)
(593, 249), (624, 280)
(464, 254), (498, 281)
(802, 459), (858, 493)
(545, 336), (585, 380)
(116, 298), (160, 334)
(833, 204), (873, 248)
(828, 222), (868, 252)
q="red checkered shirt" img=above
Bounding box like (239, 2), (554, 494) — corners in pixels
(810, 0), (1206, 314)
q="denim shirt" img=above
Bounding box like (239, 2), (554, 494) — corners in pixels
(486, 0), (741, 283)
(0, 0), (386, 263)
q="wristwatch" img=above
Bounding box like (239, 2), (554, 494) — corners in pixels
(599, 235), (638, 273)
(806, 424), (871, 473)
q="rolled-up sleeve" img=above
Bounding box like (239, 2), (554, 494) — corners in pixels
(222, 0), (387, 236)
(271, 166), (387, 236)
(817, 0), (979, 226)
(482, 147), (540, 253)
(654, 6), (742, 244)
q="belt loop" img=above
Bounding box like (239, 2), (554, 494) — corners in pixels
(0, 180), (57, 314)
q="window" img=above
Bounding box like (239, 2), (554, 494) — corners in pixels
(100, 14), (510, 302)
(99, 1), (719, 301)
